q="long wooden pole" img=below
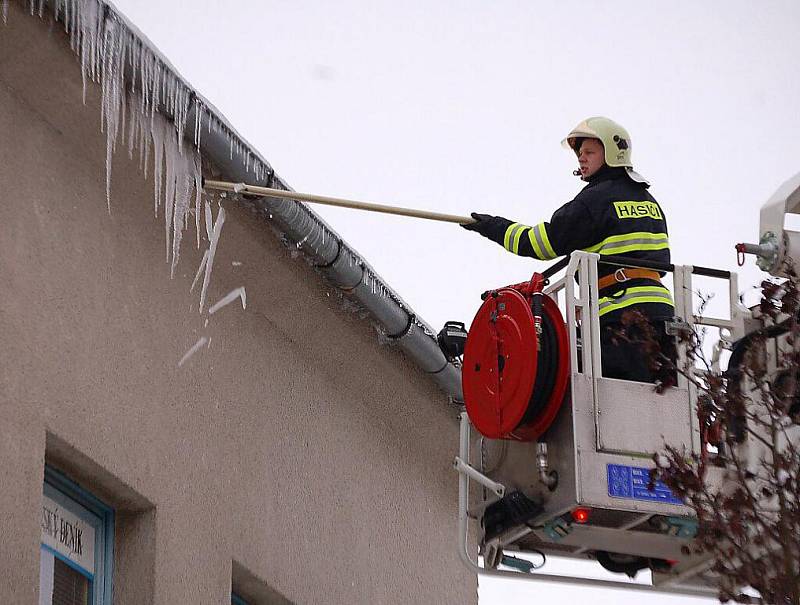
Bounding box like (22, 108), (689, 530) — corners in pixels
(203, 179), (475, 225)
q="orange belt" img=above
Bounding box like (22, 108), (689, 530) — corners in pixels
(598, 268), (661, 291)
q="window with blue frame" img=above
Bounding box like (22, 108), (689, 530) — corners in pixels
(39, 467), (114, 605)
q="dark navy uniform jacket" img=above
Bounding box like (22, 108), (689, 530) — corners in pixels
(473, 165), (674, 324)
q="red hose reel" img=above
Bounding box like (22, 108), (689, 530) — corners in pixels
(463, 273), (570, 441)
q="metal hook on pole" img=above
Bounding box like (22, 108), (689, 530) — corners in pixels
(202, 178), (476, 226)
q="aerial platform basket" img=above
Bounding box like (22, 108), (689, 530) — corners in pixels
(453, 249), (747, 596)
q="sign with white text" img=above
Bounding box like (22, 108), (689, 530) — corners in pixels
(41, 494), (96, 576)
(607, 463), (683, 505)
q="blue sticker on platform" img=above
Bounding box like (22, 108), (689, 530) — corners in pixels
(606, 464), (683, 505)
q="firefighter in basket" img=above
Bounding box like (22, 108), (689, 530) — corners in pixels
(462, 116), (675, 383)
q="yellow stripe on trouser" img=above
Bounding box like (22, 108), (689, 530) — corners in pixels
(598, 286), (674, 317)
(584, 232), (669, 256)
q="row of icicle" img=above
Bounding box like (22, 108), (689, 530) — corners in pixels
(4, 0), (438, 342)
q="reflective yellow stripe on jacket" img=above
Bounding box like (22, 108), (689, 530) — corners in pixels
(503, 223), (526, 254)
(584, 232), (669, 256)
(502, 222), (558, 260)
(528, 222), (557, 260)
(598, 285), (674, 317)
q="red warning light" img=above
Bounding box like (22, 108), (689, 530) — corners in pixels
(572, 508), (590, 524)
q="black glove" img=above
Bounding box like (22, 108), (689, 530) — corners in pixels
(461, 212), (498, 235)
(462, 212), (515, 247)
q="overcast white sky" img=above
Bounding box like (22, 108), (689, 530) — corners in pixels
(108, 1), (800, 602)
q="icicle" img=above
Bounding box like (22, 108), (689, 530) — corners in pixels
(142, 126), (150, 179)
(151, 62), (162, 130)
(118, 44), (128, 148)
(139, 49), (148, 112)
(177, 336), (208, 367)
(62, 1), (70, 40)
(198, 206), (225, 313)
(163, 129), (177, 263)
(193, 97), (202, 150)
(78, 0), (100, 104)
(173, 83), (189, 149)
(122, 103), (203, 273)
(18, 0), (258, 317)
(128, 39), (138, 96)
(126, 93), (137, 160)
(3, 0), (8, 25)
(208, 287), (246, 315)
(204, 200), (213, 241)
(190, 250), (208, 292)
(100, 15), (127, 210)
(151, 116), (165, 216)
(166, 140), (200, 275)
(193, 158), (202, 249)
(170, 156), (193, 276)
(138, 109), (147, 173)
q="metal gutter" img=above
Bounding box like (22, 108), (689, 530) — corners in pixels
(199, 132), (463, 399)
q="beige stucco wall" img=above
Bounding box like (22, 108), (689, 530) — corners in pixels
(0, 5), (476, 604)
